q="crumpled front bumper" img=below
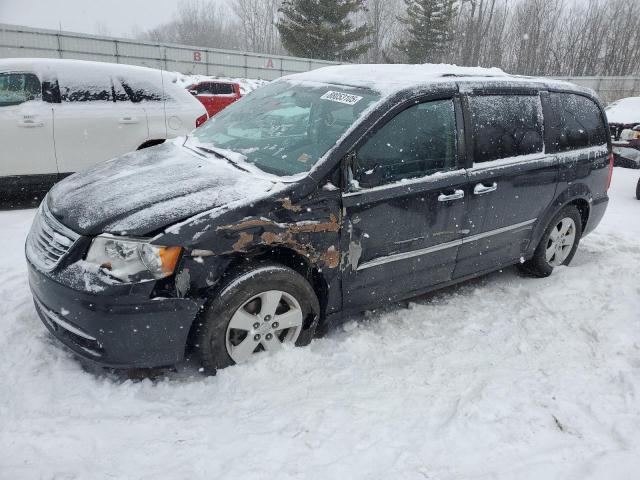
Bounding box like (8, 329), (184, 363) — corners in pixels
(28, 260), (204, 369)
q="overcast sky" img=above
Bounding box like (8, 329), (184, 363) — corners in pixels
(0, 0), (184, 37)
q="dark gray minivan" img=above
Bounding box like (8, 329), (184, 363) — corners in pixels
(26, 65), (612, 373)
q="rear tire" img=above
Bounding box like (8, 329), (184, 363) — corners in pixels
(519, 205), (582, 278)
(636, 177), (640, 200)
(196, 262), (320, 374)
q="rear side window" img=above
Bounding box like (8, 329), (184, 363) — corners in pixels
(469, 95), (544, 163)
(0, 73), (41, 107)
(356, 99), (458, 186)
(58, 72), (112, 102)
(546, 93), (608, 152)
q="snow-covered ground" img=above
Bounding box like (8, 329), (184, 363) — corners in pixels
(1, 169), (639, 480)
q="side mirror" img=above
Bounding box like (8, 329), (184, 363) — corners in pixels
(188, 89), (198, 96)
(357, 164), (384, 189)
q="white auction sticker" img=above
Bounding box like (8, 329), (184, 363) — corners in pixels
(320, 91), (363, 105)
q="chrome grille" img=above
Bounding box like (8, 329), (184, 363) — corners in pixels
(26, 203), (80, 272)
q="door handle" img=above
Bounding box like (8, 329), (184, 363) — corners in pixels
(118, 117), (140, 124)
(17, 119), (44, 128)
(474, 182), (498, 195)
(438, 189), (465, 202)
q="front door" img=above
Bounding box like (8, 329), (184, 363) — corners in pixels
(341, 97), (468, 311)
(0, 72), (58, 184)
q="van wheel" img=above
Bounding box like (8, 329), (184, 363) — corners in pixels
(519, 205), (582, 278)
(196, 262), (320, 373)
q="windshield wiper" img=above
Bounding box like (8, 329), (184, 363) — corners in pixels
(195, 146), (251, 173)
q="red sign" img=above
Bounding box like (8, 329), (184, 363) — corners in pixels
(193, 51), (202, 62)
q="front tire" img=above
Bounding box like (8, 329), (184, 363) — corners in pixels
(196, 262), (320, 373)
(519, 205), (582, 278)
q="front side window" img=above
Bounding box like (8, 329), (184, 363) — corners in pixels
(547, 93), (608, 152)
(0, 73), (41, 107)
(469, 94), (544, 163)
(190, 81), (380, 176)
(354, 99), (458, 187)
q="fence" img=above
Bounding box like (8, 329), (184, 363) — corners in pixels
(2, 24), (640, 102)
(0, 23), (339, 80)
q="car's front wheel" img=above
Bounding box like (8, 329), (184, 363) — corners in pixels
(519, 205), (583, 278)
(196, 262), (320, 373)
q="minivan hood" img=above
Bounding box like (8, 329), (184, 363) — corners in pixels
(48, 140), (280, 236)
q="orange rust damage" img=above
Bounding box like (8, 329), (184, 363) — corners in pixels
(217, 219), (274, 231)
(278, 197), (303, 212)
(321, 247), (340, 268)
(233, 232), (254, 251)
(288, 214), (340, 233)
(221, 214), (341, 269)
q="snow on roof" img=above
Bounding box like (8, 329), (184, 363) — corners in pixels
(605, 97), (640, 124)
(0, 57), (166, 77)
(284, 63), (576, 96)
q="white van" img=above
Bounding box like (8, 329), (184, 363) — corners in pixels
(0, 58), (208, 198)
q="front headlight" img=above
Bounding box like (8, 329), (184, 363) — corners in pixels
(85, 235), (182, 282)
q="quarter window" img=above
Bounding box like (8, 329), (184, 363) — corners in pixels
(355, 99), (458, 187)
(469, 95), (544, 163)
(0, 73), (41, 107)
(547, 93), (608, 152)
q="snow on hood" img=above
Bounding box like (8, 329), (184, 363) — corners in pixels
(606, 97), (640, 125)
(47, 139), (281, 236)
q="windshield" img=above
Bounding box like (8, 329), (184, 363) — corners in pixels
(190, 80), (380, 176)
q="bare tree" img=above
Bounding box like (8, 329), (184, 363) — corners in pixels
(232, 0), (283, 54)
(140, 0), (243, 51)
(136, 0), (640, 77)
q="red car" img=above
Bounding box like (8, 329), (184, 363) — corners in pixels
(187, 80), (242, 117)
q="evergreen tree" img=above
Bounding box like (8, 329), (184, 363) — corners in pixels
(397, 0), (458, 64)
(277, 0), (372, 61)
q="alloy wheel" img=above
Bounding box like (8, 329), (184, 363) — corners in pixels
(225, 290), (303, 364)
(546, 217), (576, 267)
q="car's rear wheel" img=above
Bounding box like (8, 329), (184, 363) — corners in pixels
(636, 177), (640, 200)
(196, 262), (320, 373)
(519, 205), (582, 278)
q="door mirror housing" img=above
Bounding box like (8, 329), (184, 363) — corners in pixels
(188, 89), (198, 96)
(356, 164), (385, 189)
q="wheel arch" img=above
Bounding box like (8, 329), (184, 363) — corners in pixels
(226, 246), (330, 318)
(183, 245), (330, 357)
(526, 190), (591, 259)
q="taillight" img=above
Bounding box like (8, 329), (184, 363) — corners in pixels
(195, 113), (208, 128)
(607, 152), (614, 190)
